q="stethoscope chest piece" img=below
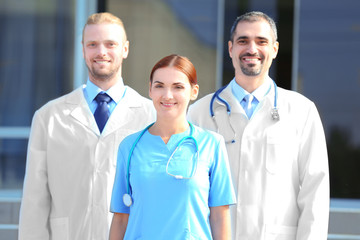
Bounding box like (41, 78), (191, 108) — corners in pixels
(271, 108), (280, 121)
(123, 193), (133, 207)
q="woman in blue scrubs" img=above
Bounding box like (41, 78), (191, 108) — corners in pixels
(109, 54), (236, 240)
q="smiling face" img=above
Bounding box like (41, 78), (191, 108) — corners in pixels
(228, 19), (279, 85)
(82, 23), (129, 89)
(149, 67), (199, 122)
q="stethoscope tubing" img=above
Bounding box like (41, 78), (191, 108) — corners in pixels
(125, 123), (154, 195)
(210, 80), (279, 118)
(124, 122), (198, 206)
(209, 80), (279, 143)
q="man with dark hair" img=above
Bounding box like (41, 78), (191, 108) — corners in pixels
(188, 11), (329, 239)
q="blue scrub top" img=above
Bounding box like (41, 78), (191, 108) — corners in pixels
(110, 124), (236, 240)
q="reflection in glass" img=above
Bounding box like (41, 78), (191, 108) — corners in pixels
(298, 0), (360, 198)
(0, 1), (75, 190)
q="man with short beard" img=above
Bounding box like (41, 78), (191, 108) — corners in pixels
(188, 11), (329, 240)
(19, 12), (155, 240)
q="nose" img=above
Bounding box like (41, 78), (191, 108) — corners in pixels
(163, 88), (173, 99)
(98, 44), (107, 56)
(247, 41), (258, 54)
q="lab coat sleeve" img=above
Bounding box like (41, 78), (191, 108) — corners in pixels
(296, 102), (329, 240)
(19, 110), (51, 240)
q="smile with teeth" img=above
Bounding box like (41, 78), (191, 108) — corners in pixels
(243, 57), (260, 63)
(162, 102), (176, 107)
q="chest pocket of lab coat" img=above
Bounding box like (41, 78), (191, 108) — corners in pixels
(265, 125), (297, 175)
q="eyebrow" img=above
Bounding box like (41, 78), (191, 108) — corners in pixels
(153, 81), (163, 84)
(152, 81), (186, 86)
(173, 82), (185, 86)
(236, 35), (269, 41)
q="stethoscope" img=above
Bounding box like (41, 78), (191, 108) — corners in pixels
(209, 80), (280, 144)
(123, 122), (199, 207)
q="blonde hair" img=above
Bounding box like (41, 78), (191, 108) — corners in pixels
(82, 12), (127, 42)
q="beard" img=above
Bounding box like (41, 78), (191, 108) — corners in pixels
(240, 64), (262, 76)
(239, 53), (264, 76)
(86, 62), (121, 82)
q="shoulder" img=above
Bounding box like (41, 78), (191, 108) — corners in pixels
(117, 127), (148, 155)
(35, 87), (83, 116)
(121, 128), (145, 144)
(187, 93), (215, 122)
(123, 86), (154, 107)
(122, 86), (155, 116)
(276, 87), (322, 127)
(278, 87), (314, 104)
(189, 93), (214, 111)
(277, 87), (317, 112)
(120, 124), (153, 146)
(192, 124), (223, 144)
(123, 86), (151, 104)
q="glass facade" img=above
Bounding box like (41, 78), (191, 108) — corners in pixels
(0, 0), (75, 190)
(298, 0), (360, 199)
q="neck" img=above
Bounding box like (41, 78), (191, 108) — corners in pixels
(89, 73), (122, 91)
(149, 118), (189, 144)
(235, 74), (268, 93)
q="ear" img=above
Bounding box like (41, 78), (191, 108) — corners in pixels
(190, 84), (199, 101)
(148, 81), (153, 99)
(82, 42), (85, 59)
(122, 40), (129, 59)
(228, 40), (233, 59)
(272, 41), (279, 59)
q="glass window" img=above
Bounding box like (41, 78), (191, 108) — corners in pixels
(0, 0), (75, 189)
(298, 0), (360, 198)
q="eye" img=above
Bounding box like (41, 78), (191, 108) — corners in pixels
(87, 42), (96, 48)
(236, 38), (247, 45)
(258, 38), (269, 45)
(107, 42), (118, 48)
(154, 84), (163, 88)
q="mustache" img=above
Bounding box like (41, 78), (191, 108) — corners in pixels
(240, 53), (262, 58)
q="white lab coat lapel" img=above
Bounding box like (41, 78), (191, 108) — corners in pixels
(67, 86), (100, 135)
(101, 87), (145, 137)
(64, 86), (146, 137)
(212, 85), (247, 141)
(219, 85), (244, 114)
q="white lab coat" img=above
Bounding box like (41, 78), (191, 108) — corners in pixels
(188, 84), (329, 240)
(19, 85), (155, 240)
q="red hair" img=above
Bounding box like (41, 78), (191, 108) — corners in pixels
(150, 54), (197, 86)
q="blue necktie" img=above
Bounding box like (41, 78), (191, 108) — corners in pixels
(241, 94), (258, 119)
(94, 93), (111, 133)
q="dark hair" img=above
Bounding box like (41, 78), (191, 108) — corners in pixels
(150, 54), (197, 86)
(229, 11), (278, 42)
